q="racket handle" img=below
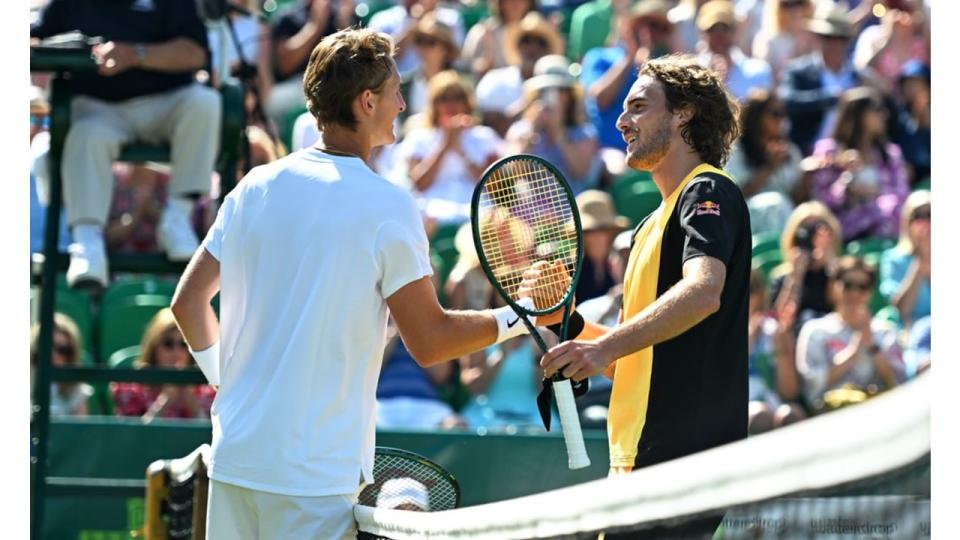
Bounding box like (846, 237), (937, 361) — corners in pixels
(554, 378), (591, 470)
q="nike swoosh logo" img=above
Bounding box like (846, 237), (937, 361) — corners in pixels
(507, 317), (520, 328)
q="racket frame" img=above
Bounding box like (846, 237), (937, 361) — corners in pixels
(470, 154), (591, 470)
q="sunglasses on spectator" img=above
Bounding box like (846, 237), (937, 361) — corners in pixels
(707, 23), (734, 34)
(415, 35), (441, 48)
(518, 34), (549, 48)
(767, 108), (787, 118)
(639, 20), (672, 34)
(161, 338), (189, 351)
(911, 207), (931, 221)
(53, 343), (75, 357)
(31, 114), (50, 129)
(435, 92), (467, 103)
(841, 279), (873, 292)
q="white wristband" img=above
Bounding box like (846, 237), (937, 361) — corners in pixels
(190, 341), (220, 386)
(494, 298), (536, 344)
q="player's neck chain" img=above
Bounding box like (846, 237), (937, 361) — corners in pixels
(315, 145), (361, 159)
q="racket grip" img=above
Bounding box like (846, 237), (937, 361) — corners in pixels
(554, 378), (591, 470)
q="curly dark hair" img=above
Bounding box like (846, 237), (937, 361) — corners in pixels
(303, 28), (396, 131)
(639, 55), (740, 167)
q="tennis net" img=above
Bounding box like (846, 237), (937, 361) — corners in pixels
(355, 371), (930, 539)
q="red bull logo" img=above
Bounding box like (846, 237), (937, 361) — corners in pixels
(696, 201), (721, 216)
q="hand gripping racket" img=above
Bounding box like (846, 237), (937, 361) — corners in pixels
(470, 154), (590, 470)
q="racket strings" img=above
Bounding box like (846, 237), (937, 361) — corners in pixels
(477, 159), (579, 307)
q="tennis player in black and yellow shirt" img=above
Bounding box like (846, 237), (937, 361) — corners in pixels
(539, 55), (750, 538)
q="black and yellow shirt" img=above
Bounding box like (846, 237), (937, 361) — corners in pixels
(608, 164), (750, 469)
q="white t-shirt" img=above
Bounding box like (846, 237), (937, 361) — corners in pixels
(400, 125), (503, 223)
(202, 148), (434, 496)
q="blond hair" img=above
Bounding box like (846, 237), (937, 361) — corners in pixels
(424, 70), (477, 128)
(30, 313), (82, 367)
(135, 308), (182, 369)
(778, 201), (842, 271)
(896, 189), (931, 254)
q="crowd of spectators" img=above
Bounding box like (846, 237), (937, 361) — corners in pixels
(30, 0), (932, 434)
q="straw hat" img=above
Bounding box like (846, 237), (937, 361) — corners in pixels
(696, 0), (737, 32)
(806, 4), (855, 38)
(413, 12), (461, 59)
(576, 190), (631, 232)
(505, 12), (564, 67)
(523, 54), (577, 95)
(629, 0), (673, 23)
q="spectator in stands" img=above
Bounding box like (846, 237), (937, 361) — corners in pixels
(879, 189), (930, 328)
(573, 190), (630, 303)
(111, 308), (216, 421)
(746, 269), (805, 434)
(459, 329), (557, 431)
(267, 0), (356, 129)
(475, 12), (564, 137)
(401, 71), (503, 225)
(581, 0), (678, 151)
(207, 0), (273, 126)
(726, 89), (802, 236)
(752, 0), (815, 82)
(376, 320), (465, 429)
(903, 314), (930, 379)
(891, 60), (930, 186)
(105, 164), (168, 254)
(668, 0), (711, 53)
(444, 223), (495, 313)
(853, 0), (930, 87)
(694, 0), (774, 102)
(807, 86), (910, 242)
(796, 256), (905, 413)
(778, 4), (869, 155)
(461, 0), (536, 81)
(368, 0), (465, 79)
(30, 313), (92, 417)
(403, 14), (461, 120)
(506, 55), (603, 195)
(30, 85), (72, 256)
(769, 201), (842, 335)
(31, 0), (221, 289)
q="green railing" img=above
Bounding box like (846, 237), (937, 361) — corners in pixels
(30, 44), (244, 540)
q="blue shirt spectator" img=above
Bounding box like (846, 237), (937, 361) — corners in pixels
(581, 45), (632, 150)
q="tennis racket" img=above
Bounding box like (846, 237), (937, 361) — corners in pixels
(470, 153), (590, 470)
(357, 447), (461, 512)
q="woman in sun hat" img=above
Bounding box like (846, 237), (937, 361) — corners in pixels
(507, 54), (604, 195)
(574, 190), (631, 303)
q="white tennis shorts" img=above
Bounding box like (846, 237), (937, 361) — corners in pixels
(205, 479), (358, 540)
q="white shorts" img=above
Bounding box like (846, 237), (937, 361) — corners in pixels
(205, 479), (358, 540)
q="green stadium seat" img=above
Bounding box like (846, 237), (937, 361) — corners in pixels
(913, 178), (930, 192)
(432, 236), (460, 306)
(611, 172), (661, 225)
(845, 237), (896, 258)
(101, 276), (176, 309)
(752, 231), (782, 258)
(53, 282), (94, 354)
(98, 294), (170, 364)
(566, 0), (613, 61)
(752, 251), (784, 281)
(456, 1), (490, 33)
(108, 345), (142, 370)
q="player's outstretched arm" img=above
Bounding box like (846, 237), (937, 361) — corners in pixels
(387, 276), (500, 368)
